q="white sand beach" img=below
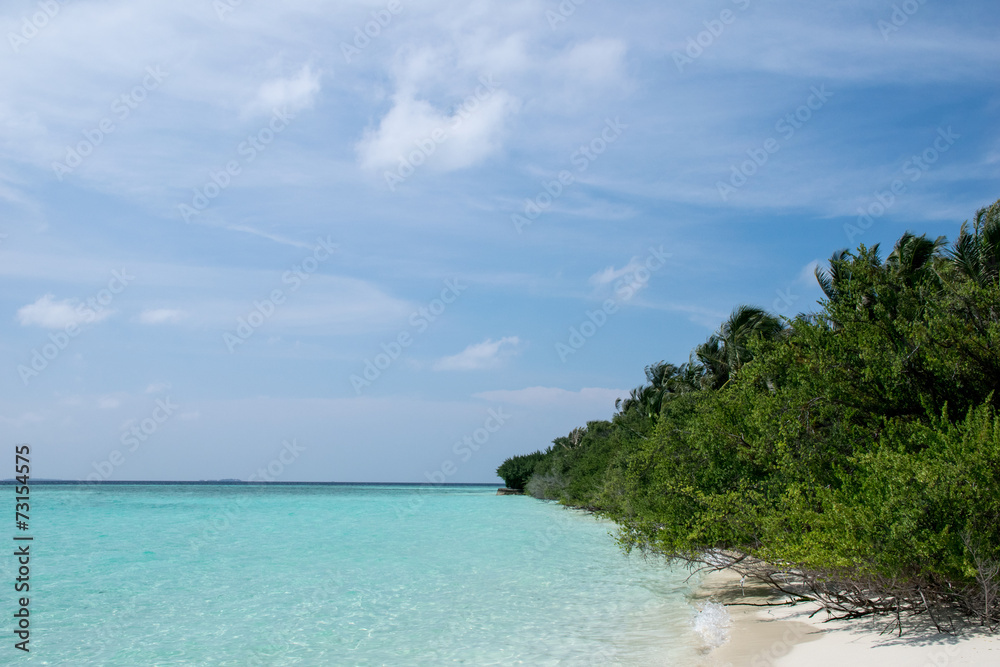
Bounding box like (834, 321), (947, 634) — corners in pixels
(695, 570), (998, 667)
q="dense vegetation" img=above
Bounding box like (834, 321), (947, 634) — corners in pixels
(498, 200), (1000, 632)
(496, 451), (545, 490)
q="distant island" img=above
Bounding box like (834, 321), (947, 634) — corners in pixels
(498, 198), (1000, 634)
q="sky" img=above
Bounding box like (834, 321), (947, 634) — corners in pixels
(1, 0), (997, 483)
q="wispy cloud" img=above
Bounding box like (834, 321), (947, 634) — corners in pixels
(589, 258), (645, 288)
(223, 224), (314, 249)
(432, 336), (520, 371)
(552, 38), (628, 86)
(798, 259), (822, 286)
(588, 257), (654, 300)
(138, 308), (187, 325)
(16, 294), (112, 329)
(473, 386), (627, 408)
(98, 396), (121, 409)
(242, 65), (321, 118)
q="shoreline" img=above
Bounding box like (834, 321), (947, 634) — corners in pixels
(693, 570), (997, 666)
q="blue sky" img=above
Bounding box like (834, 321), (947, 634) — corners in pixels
(1, 0), (997, 483)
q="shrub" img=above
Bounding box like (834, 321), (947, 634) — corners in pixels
(496, 451), (546, 490)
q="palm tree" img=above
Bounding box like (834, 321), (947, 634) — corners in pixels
(615, 360), (705, 422)
(696, 306), (784, 389)
(694, 336), (726, 389)
(886, 232), (946, 286)
(615, 386), (646, 415)
(815, 233), (945, 325)
(948, 199), (1000, 287)
(643, 361), (678, 394)
(814, 249), (851, 303)
(646, 361), (703, 408)
(615, 366), (673, 421)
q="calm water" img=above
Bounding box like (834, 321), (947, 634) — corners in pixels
(2, 484), (708, 665)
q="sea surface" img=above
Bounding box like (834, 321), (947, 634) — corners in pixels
(2, 484), (711, 665)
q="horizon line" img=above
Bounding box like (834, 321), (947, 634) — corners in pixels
(0, 479), (501, 486)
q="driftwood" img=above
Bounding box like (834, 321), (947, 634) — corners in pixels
(640, 547), (998, 636)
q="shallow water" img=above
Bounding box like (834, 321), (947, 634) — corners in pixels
(2, 484), (708, 665)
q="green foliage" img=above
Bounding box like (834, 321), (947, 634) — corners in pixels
(498, 198), (1000, 625)
(695, 306), (785, 389)
(949, 199), (1000, 287)
(527, 420), (634, 506)
(496, 451), (546, 490)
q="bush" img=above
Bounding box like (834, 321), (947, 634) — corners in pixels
(525, 470), (567, 500)
(498, 201), (1000, 631)
(496, 451), (546, 490)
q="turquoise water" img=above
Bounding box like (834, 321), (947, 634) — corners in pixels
(2, 485), (706, 665)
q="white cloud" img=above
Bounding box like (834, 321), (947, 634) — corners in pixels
(589, 258), (644, 287)
(473, 386), (628, 409)
(1, 256), (414, 339)
(432, 336), (520, 371)
(138, 308), (187, 325)
(242, 65), (321, 117)
(663, 302), (728, 331)
(223, 224), (314, 249)
(259, 279), (414, 335)
(98, 397), (120, 409)
(145, 382), (172, 394)
(554, 38), (628, 85)
(588, 257), (654, 300)
(16, 294), (112, 329)
(356, 89), (520, 173)
(0, 411), (44, 427)
(797, 259), (822, 285)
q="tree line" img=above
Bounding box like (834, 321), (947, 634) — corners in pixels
(497, 199), (1000, 633)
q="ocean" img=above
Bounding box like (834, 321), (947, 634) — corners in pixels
(3, 484), (710, 665)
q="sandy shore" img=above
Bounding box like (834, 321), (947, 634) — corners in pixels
(692, 570), (998, 666)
